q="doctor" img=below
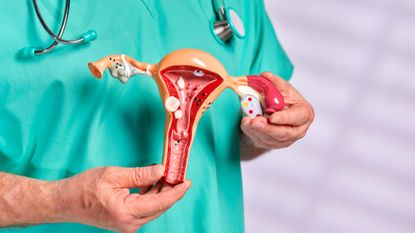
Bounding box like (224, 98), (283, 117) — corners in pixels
(0, 0), (314, 233)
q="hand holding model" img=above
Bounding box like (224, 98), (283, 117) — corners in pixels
(240, 72), (315, 159)
(0, 165), (191, 233)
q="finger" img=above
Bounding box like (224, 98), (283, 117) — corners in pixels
(240, 117), (253, 133)
(248, 132), (274, 149)
(250, 116), (268, 129)
(243, 115), (296, 142)
(136, 185), (174, 222)
(242, 113), (311, 147)
(241, 116), (299, 149)
(241, 117), (276, 147)
(139, 185), (152, 195)
(241, 116), (267, 133)
(161, 184), (173, 192)
(137, 180), (191, 216)
(116, 164), (165, 188)
(263, 123), (310, 142)
(241, 116), (252, 127)
(252, 132), (296, 148)
(241, 125), (273, 149)
(269, 101), (313, 126)
(249, 124), (299, 148)
(148, 181), (164, 194)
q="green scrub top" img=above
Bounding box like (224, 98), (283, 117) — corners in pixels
(0, 0), (293, 232)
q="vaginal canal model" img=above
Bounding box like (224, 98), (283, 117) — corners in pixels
(88, 48), (285, 185)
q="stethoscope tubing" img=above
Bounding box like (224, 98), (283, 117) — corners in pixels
(30, 0), (90, 56)
(24, 0), (243, 57)
(33, 0), (83, 44)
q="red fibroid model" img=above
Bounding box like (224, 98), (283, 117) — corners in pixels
(88, 49), (285, 185)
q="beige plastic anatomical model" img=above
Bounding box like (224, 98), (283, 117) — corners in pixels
(88, 48), (285, 185)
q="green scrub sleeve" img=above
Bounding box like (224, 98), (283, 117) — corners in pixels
(248, 0), (294, 81)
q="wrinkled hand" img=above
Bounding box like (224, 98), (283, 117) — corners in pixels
(54, 165), (190, 233)
(241, 72), (314, 151)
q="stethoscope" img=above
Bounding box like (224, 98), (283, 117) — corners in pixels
(210, 0), (245, 44)
(21, 0), (97, 57)
(21, 0), (245, 57)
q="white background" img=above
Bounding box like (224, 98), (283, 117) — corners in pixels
(242, 0), (415, 232)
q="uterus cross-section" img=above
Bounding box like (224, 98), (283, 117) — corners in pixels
(88, 49), (285, 185)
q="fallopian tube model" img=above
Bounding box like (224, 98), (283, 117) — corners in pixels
(88, 49), (285, 185)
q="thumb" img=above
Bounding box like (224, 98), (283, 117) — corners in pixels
(135, 180), (192, 216)
(116, 164), (165, 188)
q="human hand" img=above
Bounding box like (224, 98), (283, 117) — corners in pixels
(53, 165), (190, 233)
(240, 72), (314, 151)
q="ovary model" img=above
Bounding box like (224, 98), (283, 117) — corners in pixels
(88, 49), (285, 185)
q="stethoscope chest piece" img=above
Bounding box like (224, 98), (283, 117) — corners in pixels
(211, 7), (245, 44)
(226, 8), (245, 38)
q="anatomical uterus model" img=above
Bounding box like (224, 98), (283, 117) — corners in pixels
(88, 49), (284, 185)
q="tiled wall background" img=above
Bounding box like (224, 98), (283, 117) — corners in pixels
(242, 0), (415, 232)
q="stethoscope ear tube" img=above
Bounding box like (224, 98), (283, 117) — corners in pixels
(22, 0), (242, 57)
(21, 0), (97, 57)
